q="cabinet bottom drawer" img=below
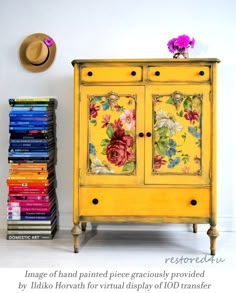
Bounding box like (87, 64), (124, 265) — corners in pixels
(79, 188), (210, 217)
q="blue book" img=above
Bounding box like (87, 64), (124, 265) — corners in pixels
(10, 139), (52, 144)
(10, 117), (50, 121)
(9, 126), (51, 130)
(10, 112), (51, 116)
(10, 106), (53, 111)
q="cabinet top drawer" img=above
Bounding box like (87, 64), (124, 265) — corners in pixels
(148, 66), (210, 82)
(81, 66), (142, 82)
(72, 58), (220, 66)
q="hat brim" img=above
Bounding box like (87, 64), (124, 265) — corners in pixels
(19, 33), (56, 73)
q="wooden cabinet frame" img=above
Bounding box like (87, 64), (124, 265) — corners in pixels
(71, 59), (220, 254)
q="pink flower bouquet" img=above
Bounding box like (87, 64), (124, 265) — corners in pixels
(167, 34), (195, 58)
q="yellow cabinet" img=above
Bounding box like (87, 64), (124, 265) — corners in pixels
(72, 58), (220, 254)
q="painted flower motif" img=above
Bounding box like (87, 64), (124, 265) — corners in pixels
(156, 109), (183, 136)
(166, 139), (177, 157)
(188, 126), (200, 138)
(168, 157), (181, 168)
(89, 143), (96, 156)
(90, 104), (100, 119)
(106, 129), (135, 166)
(110, 118), (123, 130)
(90, 157), (114, 174)
(120, 109), (136, 130)
(102, 100), (110, 111)
(155, 99), (162, 105)
(44, 37), (55, 47)
(194, 156), (201, 164)
(106, 140), (134, 167)
(113, 129), (134, 147)
(154, 155), (167, 169)
(101, 114), (111, 128)
(184, 109), (199, 124)
(182, 165), (190, 173)
(114, 105), (122, 111)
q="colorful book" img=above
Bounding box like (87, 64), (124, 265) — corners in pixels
(7, 227), (57, 240)
(10, 106), (54, 111)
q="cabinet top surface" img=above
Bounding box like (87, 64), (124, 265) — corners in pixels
(72, 58), (220, 66)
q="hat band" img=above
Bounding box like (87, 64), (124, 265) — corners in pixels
(30, 50), (50, 66)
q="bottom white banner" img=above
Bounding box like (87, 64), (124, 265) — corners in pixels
(0, 266), (235, 293)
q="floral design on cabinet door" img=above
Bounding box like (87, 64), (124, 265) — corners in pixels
(152, 91), (202, 175)
(88, 92), (136, 175)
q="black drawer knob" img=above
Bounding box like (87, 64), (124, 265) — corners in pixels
(131, 71), (136, 76)
(92, 198), (99, 205)
(87, 71), (93, 76)
(199, 71), (205, 76)
(190, 199), (197, 206)
(146, 132), (152, 137)
(139, 132), (144, 137)
(155, 71), (160, 76)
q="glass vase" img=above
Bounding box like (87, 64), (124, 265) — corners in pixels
(173, 50), (189, 59)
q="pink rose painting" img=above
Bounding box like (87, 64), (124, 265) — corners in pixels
(106, 129), (135, 167)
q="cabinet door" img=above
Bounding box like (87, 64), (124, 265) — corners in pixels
(79, 86), (145, 185)
(145, 85), (211, 185)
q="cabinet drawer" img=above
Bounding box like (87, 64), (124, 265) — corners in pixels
(148, 66), (210, 82)
(79, 188), (210, 217)
(81, 66), (142, 82)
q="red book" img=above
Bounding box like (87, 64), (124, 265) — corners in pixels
(7, 200), (55, 207)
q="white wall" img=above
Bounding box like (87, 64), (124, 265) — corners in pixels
(0, 0), (235, 231)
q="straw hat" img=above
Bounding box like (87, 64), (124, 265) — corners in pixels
(19, 33), (56, 72)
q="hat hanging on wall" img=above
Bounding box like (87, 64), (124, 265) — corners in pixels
(19, 33), (56, 72)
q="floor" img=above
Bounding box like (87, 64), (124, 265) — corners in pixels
(0, 226), (235, 292)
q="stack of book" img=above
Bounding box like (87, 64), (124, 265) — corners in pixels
(6, 97), (57, 240)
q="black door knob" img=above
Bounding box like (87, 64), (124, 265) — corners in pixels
(155, 71), (160, 76)
(87, 71), (93, 76)
(190, 199), (197, 206)
(92, 198), (99, 205)
(146, 132), (152, 137)
(139, 132), (144, 137)
(131, 71), (136, 76)
(199, 71), (205, 76)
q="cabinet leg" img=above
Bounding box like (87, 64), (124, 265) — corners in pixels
(193, 224), (198, 233)
(81, 222), (87, 232)
(71, 224), (81, 253)
(207, 225), (219, 256)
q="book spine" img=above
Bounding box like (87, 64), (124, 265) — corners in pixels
(7, 201), (55, 207)
(9, 130), (50, 134)
(9, 97), (55, 101)
(10, 122), (50, 125)
(9, 112), (50, 116)
(8, 187), (50, 191)
(8, 198), (52, 202)
(7, 225), (55, 230)
(8, 206), (53, 212)
(11, 106), (50, 112)
(7, 233), (56, 240)
(7, 220), (54, 225)
(9, 126), (54, 130)
(10, 215), (52, 221)
(10, 139), (51, 143)
(7, 227), (57, 235)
